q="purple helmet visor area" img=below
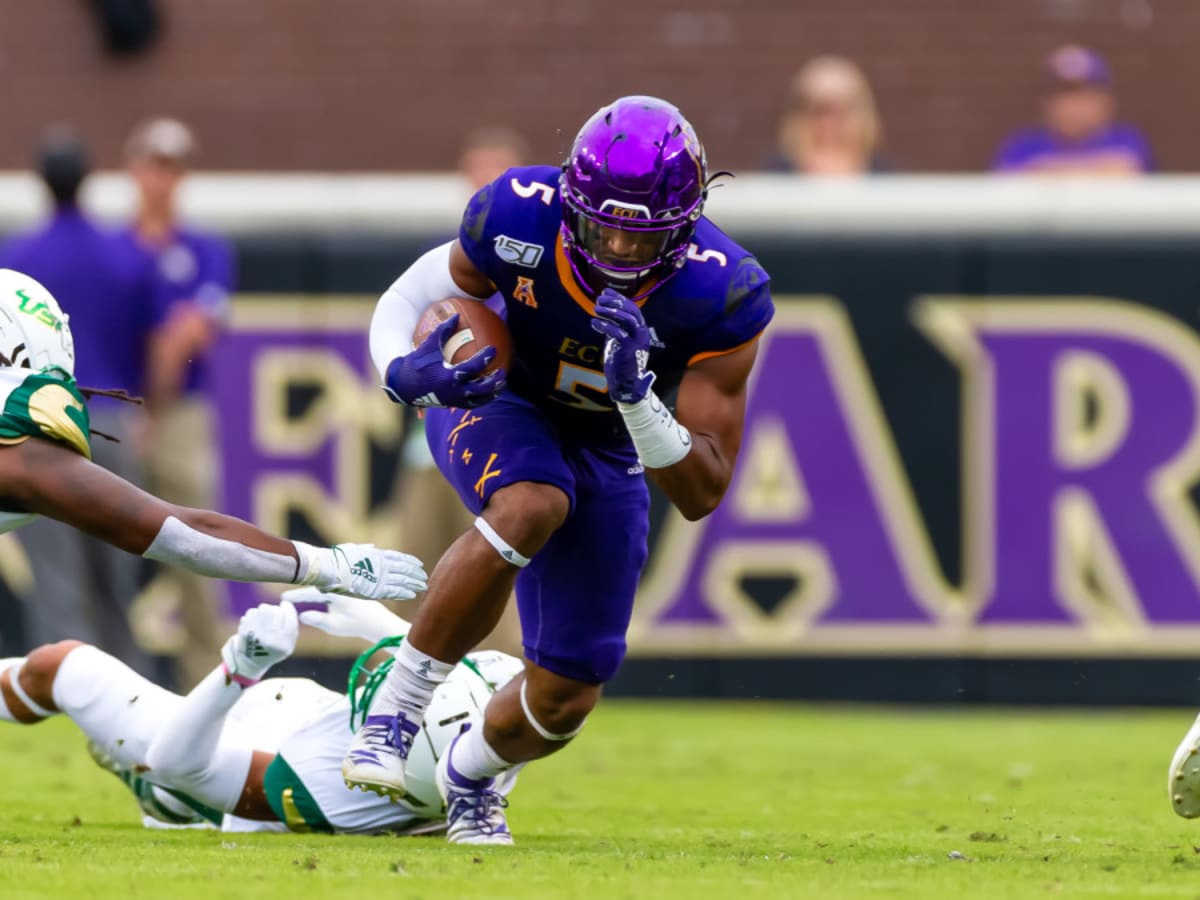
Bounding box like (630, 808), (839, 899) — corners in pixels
(560, 96), (709, 290)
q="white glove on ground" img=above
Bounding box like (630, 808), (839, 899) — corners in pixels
(283, 587), (412, 645)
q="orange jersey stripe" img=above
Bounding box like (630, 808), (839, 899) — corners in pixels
(687, 332), (763, 367)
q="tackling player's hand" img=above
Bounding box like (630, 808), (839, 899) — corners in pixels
(296, 542), (428, 600)
(221, 600), (299, 684)
(591, 289), (655, 404)
(383, 313), (506, 409)
(284, 587), (413, 644)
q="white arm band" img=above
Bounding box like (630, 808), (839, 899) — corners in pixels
(368, 240), (491, 380)
(616, 390), (693, 469)
(144, 515), (303, 583)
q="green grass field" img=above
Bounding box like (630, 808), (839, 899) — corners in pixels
(3, 701), (1200, 899)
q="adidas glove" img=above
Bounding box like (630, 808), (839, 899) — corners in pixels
(292, 542), (428, 601)
(221, 601), (299, 685)
(283, 587), (413, 644)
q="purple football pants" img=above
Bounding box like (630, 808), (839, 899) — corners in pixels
(425, 393), (650, 683)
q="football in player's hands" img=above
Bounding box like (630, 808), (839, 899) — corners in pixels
(414, 298), (513, 375)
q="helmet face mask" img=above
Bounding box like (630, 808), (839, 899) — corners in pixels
(0, 269), (76, 377)
(560, 95), (708, 295)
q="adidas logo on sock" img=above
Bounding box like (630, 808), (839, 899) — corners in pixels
(350, 558), (377, 584)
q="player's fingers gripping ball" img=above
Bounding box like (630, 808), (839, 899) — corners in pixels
(384, 300), (512, 409)
(591, 289), (655, 404)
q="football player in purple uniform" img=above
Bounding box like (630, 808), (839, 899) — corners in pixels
(347, 96), (774, 844)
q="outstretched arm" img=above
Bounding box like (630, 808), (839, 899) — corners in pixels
(0, 437), (427, 600)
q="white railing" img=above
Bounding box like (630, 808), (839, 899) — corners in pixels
(4, 172), (1200, 235)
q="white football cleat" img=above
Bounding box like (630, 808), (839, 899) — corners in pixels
(436, 731), (514, 846)
(1169, 713), (1200, 817)
(342, 712), (419, 801)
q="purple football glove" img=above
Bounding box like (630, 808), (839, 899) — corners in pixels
(383, 313), (506, 408)
(590, 289), (656, 404)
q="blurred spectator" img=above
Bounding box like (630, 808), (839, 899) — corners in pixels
(119, 117), (236, 689)
(458, 127), (531, 196)
(993, 45), (1154, 175)
(392, 126), (527, 655)
(767, 56), (888, 175)
(0, 126), (168, 674)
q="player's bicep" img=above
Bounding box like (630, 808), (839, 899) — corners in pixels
(7, 439), (172, 553)
(450, 240), (496, 298)
(675, 339), (760, 461)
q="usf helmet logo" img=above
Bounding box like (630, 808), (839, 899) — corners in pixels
(15, 289), (64, 331)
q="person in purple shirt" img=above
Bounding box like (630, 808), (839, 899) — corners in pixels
(993, 45), (1154, 175)
(117, 118), (237, 689)
(0, 127), (171, 676)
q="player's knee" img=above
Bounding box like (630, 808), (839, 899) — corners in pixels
(20, 640), (84, 709)
(526, 679), (600, 737)
(488, 483), (570, 553)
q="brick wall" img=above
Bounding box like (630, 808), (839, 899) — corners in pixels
(1, 0), (1194, 173)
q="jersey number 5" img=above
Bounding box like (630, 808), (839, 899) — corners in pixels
(511, 178), (556, 206)
(554, 361), (609, 412)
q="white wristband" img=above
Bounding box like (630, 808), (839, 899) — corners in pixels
(292, 541), (347, 591)
(616, 390), (692, 469)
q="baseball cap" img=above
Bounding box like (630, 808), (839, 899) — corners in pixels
(123, 117), (197, 165)
(1046, 45), (1111, 88)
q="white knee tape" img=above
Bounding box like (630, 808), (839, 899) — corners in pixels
(520, 679), (584, 742)
(5, 664), (55, 718)
(474, 516), (531, 568)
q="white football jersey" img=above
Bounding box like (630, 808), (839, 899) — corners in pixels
(253, 650), (523, 834)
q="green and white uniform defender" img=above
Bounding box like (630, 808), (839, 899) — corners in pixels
(0, 266), (92, 532)
(0, 365), (93, 530)
(137, 649), (523, 835)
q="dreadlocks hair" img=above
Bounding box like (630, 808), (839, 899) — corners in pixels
(77, 385), (144, 443)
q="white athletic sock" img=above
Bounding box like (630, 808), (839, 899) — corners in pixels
(373, 639), (455, 725)
(449, 724), (514, 783)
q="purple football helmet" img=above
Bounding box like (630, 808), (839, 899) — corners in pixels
(560, 96), (708, 296)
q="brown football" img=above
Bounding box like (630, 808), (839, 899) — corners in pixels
(413, 298), (512, 375)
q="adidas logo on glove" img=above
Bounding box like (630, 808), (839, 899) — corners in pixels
(350, 558), (377, 584)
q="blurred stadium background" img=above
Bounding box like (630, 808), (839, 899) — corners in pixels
(2, 1), (1200, 707)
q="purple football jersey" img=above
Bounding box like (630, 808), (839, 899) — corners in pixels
(993, 124), (1154, 173)
(458, 165), (774, 445)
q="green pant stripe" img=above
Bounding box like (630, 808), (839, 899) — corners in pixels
(263, 755), (333, 833)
